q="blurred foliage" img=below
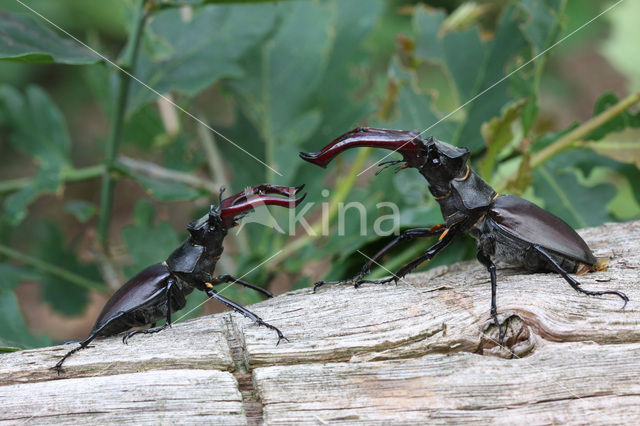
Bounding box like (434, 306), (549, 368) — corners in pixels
(0, 0), (639, 349)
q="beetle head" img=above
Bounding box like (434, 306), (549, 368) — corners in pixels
(419, 137), (470, 189)
(299, 127), (469, 187)
(186, 185), (306, 245)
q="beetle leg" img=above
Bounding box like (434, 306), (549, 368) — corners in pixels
(477, 251), (504, 344)
(387, 225), (459, 282)
(313, 225), (445, 292)
(533, 245), (629, 308)
(51, 333), (98, 373)
(205, 288), (287, 345)
(212, 274), (274, 298)
(123, 278), (177, 345)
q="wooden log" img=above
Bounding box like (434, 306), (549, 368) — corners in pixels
(254, 342), (640, 424)
(0, 369), (245, 424)
(0, 220), (639, 424)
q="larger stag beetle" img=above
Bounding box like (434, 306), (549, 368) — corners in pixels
(300, 127), (628, 342)
(54, 184), (305, 371)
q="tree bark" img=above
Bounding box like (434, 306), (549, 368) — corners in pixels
(1, 220), (639, 424)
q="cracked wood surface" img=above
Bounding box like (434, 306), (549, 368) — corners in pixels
(0, 220), (639, 424)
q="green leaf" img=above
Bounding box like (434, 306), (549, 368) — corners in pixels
(586, 93), (640, 141)
(564, 148), (640, 209)
(228, 0), (334, 183)
(33, 223), (101, 316)
(0, 10), (97, 64)
(0, 263), (50, 349)
(480, 98), (528, 179)
(128, 3), (278, 112)
(156, 0), (294, 8)
(121, 200), (181, 276)
(0, 289), (51, 349)
(410, 2), (564, 150)
(64, 200), (97, 223)
(3, 166), (63, 225)
(533, 158), (616, 229)
(0, 85), (71, 225)
(0, 263), (39, 292)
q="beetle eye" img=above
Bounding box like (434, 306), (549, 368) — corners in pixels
(431, 157), (440, 166)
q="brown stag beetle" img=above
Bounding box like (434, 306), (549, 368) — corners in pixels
(300, 127), (628, 343)
(54, 184), (306, 371)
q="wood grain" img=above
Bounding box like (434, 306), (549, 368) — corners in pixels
(1, 220), (639, 424)
(0, 315), (233, 384)
(0, 369), (245, 424)
(254, 341), (640, 424)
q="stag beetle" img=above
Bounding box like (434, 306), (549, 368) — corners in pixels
(54, 184), (306, 371)
(300, 127), (628, 342)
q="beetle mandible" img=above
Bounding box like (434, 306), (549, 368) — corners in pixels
(300, 127), (628, 342)
(54, 184), (306, 371)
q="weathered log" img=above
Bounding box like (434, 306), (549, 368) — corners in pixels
(1, 220), (639, 424)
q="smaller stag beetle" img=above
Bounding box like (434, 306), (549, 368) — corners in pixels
(300, 127), (628, 342)
(54, 184), (306, 371)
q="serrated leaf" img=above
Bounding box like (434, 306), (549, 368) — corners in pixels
(3, 166), (63, 225)
(0, 85), (70, 165)
(480, 98), (527, 179)
(128, 3), (278, 112)
(586, 93), (640, 141)
(0, 85), (72, 225)
(64, 200), (96, 223)
(122, 200), (181, 276)
(0, 10), (97, 65)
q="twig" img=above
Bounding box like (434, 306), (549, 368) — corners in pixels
(499, 91), (640, 190)
(117, 155), (219, 193)
(0, 244), (105, 293)
(0, 165), (104, 194)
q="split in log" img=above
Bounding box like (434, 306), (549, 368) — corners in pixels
(0, 220), (639, 424)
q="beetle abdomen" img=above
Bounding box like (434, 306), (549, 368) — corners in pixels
(92, 263), (173, 335)
(488, 195), (596, 265)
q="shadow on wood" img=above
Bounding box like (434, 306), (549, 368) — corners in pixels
(1, 220), (639, 424)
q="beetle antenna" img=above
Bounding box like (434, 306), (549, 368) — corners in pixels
(375, 160), (402, 176)
(218, 186), (226, 204)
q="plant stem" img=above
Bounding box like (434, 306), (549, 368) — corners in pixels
(0, 244), (105, 293)
(499, 90), (640, 191)
(531, 91), (640, 168)
(97, 0), (147, 249)
(0, 165), (104, 194)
